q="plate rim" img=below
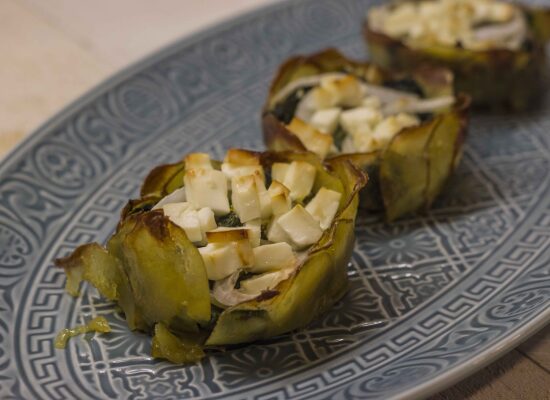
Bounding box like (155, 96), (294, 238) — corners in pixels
(396, 310), (549, 400)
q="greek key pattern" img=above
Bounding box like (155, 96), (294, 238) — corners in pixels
(1, 0), (549, 399)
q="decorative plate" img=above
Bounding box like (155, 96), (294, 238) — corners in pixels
(1, 0), (548, 398)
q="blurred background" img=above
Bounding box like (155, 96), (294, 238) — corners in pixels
(0, 0), (275, 158)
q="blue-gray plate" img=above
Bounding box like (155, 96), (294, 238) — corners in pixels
(1, 0), (549, 399)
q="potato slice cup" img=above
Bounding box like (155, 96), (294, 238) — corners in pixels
(263, 49), (470, 221)
(206, 152), (365, 344)
(363, 2), (550, 110)
(55, 149), (366, 359)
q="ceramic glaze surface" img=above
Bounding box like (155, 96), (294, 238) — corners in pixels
(0, 0), (549, 399)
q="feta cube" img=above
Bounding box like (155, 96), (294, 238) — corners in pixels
(341, 135), (357, 154)
(161, 202), (194, 221)
(221, 149), (264, 182)
(362, 96), (382, 109)
(271, 162), (289, 183)
(283, 161), (316, 201)
(251, 242), (296, 273)
(395, 112), (420, 127)
(374, 117), (401, 142)
(383, 3), (417, 37)
(305, 187), (342, 230)
(268, 180), (291, 216)
(184, 168), (230, 216)
(320, 75), (363, 107)
(267, 216), (290, 243)
(340, 107), (382, 135)
(197, 207), (217, 234)
(231, 172), (267, 223)
(488, 2), (515, 23)
(286, 118), (333, 159)
(199, 242), (252, 281)
(161, 203), (203, 243)
(177, 210), (203, 243)
(310, 108), (341, 134)
(277, 205), (323, 249)
(184, 153), (212, 170)
(352, 133), (380, 153)
(245, 219), (262, 247)
(221, 163), (264, 183)
(372, 113), (419, 146)
(258, 191), (272, 220)
(309, 86), (338, 110)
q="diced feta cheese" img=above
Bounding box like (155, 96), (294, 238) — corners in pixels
(340, 107), (382, 135)
(245, 219), (262, 247)
(221, 163), (264, 183)
(231, 172), (267, 223)
(203, 227), (255, 277)
(251, 242), (296, 273)
(221, 149), (265, 182)
(239, 270), (290, 294)
(268, 180), (291, 216)
(372, 113), (419, 146)
(341, 135), (357, 154)
(372, 117), (400, 142)
(271, 162), (289, 183)
(488, 2), (515, 23)
(362, 96), (382, 109)
(277, 205), (323, 249)
(184, 168), (230, 216)
(286, 118), (333, 159)
(258, 191), (272, 220)
(161, 203), (203, 243)
(305, 187), (342, 230)
(267, 216), (290, 243)
(199, 241), (252, 281)
(383, 3), (417, 37)
(309, 86), (338, 110)
(197, 207), (217, 236)
(160, 202), (194, 221)
(320, 75), (363, 107)
(153, 187), (186, 209)
(283, 161), (316, 201)
(224, 149), (261, 166)
(310, 108), (341, 134)
(178, 210), (203, 243)
(184, 153), (212, 170)
(352, 134), (380, 153)
(395, 112), (420, 127)
(418, 1), (438, 18)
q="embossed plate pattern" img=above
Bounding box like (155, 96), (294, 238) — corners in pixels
(0, 0), (549, 399)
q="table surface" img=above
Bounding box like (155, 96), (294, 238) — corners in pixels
(1, 1), (548, 398)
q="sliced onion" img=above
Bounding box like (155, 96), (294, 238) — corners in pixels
(211, 252), (309, 308)
(152, 187), (187, 210)
(473, 13), (526, 44)
(211, 271), (258, 308)
(383, 95), (455, 115)
(361, 83), (419, 103)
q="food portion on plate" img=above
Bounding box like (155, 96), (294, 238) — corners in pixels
(55, 149), (366, 363)
(263, 49), (470, 220)
(364, 0), (550, 110)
